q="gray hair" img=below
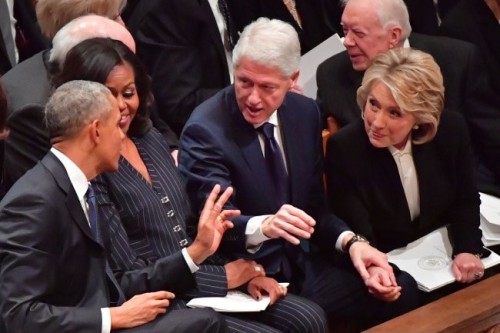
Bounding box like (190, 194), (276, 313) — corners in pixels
(233, 17), (300, 78)
(341, 0), (412, 44)
(49, 14), (135, 68)
(45, 80), (113, 139)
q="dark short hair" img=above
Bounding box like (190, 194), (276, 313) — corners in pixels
(54, 37), (152, 137)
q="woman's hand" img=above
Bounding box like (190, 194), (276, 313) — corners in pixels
(452, 253), (484, 283)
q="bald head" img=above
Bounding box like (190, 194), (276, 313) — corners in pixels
(50, 15), (135, 68)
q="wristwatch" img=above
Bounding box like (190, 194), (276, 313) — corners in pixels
(344, 234), (369, 252)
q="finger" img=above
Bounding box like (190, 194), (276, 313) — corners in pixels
(151, 291), (175, 300)
(283, 205), (316, 227)
(200, 184), (222, 220)
(451, 261), (462, 282)
(221, 209), (240, 220)
(353, 259), (370, 281)
(248, 286), (262, 300)
(275, 211), (315, 234)
(215, 186), (234, 211)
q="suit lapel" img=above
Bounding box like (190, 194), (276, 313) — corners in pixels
(227, 90), (278, 211)
(41, 152), (100, 245)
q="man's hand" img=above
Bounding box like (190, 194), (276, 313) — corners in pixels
(225, 259), (265, 289)
(344, 234), (395, 284)
(188, 185), (239, 265)
(247, 277), (287, 305)
(110, 291), (175, 329)
(365, 266), (401, 302)
(452, 253), (484, 283)
(262, 204), (315, 245)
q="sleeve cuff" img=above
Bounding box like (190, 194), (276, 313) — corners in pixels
(336, 231), (354, 252)
(182, 247), (200, 273)
(245, 215), (272, 253)
(101, 308), (111, 333)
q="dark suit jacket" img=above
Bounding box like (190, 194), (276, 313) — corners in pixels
(316, 33), (500, 196)
(93, 128), (227, 301)
(228, 0), (336, 54)
(325, 111), (485, 256)
(133, 0), (231, 135)
(179, 86), (349, 271)
(0, 152), (117, 332)
(0, 152), (200, 332)
(439, 0), (500, 92)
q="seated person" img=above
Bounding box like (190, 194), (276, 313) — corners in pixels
(55, 37), (328, 333)
(325, 48), (488, 289)
(0, 82), (7, 139)
(179, 17), (420, 328)
(0, 80), (228, 333)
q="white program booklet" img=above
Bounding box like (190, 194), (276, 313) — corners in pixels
(387, 227), (500, 292)
(298, 34), (345, 99)
(186, 283), (289, 312)
(479, 192), (500, 246)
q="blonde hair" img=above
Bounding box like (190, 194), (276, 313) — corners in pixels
(36, 0), (122, 39)
(357, 48), (444, 144)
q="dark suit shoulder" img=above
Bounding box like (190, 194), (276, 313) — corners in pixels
(317, 51), (351, 79)
(409, 33), (476, 57)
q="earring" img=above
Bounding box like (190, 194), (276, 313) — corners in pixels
(413, 124), (419, 130)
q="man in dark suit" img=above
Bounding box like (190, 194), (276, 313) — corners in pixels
(439, 0), (500, 93)
(316, 0), (500, 197)
(0, 80), (228, 333)
(180, 17), (419, 327)
(131, 0), (235, 136)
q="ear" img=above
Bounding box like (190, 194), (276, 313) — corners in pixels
(388, 26), (403, 49)
(89, 119), (101, 144)
(290, 70), (300, 86)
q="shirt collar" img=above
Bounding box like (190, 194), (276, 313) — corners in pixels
(388, 136), (412, 157)
(50, 147), (89, 200)
(253, 110), (279, 129)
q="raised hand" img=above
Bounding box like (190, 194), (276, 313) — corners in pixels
(188, 184), (240, 264)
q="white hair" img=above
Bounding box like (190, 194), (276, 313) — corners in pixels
(232, 17), (300, 78)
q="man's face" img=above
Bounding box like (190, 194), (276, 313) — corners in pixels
(234, 57), (296, 125)
(341, 0), (396, 71)
(96, 95), (125, 172)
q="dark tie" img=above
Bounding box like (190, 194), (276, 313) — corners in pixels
(85, 185), (99, 238)
(218, 0), (237, 50)
(257, 122), (289, 208)
(86, 184), (126, 305)
(0, 0), (16, 66)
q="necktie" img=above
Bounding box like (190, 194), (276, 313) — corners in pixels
(218, 0), (237, 50)
(86, 184), (99, 238)
(257, 122), (289, 207)
(86, 183), (126, 305)
(0, 0), (16, 66)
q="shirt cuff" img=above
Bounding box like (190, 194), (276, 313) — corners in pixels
(336, 231), (355, 252)
(182, 247), (200, 273)
(101, 308), (111, 333)
(245, 215), (272, 253)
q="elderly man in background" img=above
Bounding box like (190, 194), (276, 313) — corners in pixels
(316, 0), (500, 197)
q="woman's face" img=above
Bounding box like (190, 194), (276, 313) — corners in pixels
(363, 81), (416, 150)
(105, 62), (139, 135)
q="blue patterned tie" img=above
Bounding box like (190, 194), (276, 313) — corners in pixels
(257, 122), (289, 208)
(86, 183), (126, 305)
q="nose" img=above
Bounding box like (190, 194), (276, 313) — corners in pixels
(372, 111), (386, 129)
(343, 31), (355, 47)
(116, 96), (126, 111)
(247, 87), (260, 105)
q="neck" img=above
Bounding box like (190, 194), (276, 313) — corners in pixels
(53, 141), (98, 181)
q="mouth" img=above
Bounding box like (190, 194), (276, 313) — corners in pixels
(119, 113), (130, 127)
(369, 130), (385, 140)
(245, 105), (262, 117)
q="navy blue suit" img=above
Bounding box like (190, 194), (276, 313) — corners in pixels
(179, 86), (419, 325)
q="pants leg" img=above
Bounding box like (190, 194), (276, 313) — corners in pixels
(229, 293), (328, 333)
(117, 308), (228, 333)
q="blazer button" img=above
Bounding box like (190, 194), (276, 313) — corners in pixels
(179, 239), (188, 247)
(167, 210), (175, 217)
(161, 196), (170, 204)
(173, 225), (181, 232)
